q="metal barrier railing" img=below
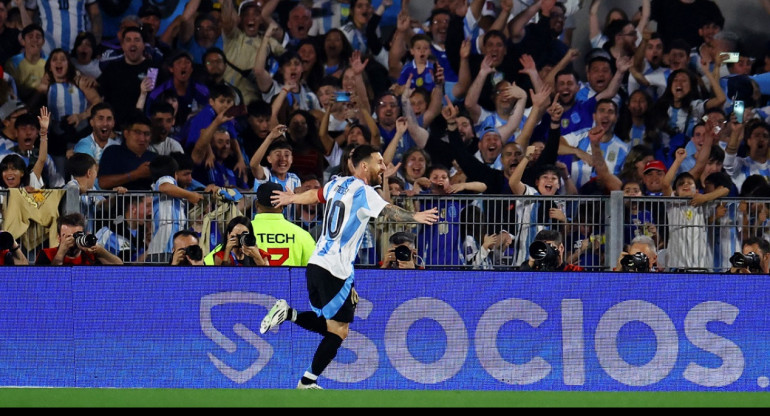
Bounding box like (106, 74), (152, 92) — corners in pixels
(3, 189), (769, 271)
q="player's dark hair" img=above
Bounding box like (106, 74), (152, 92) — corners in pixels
(350, 144), (379, 168)
(90, 102), (114, 119)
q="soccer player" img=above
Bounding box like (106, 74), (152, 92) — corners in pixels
(260, 144), (438, 389)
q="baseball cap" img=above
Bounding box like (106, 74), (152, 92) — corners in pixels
(643, 160), (667, 174)
(138, 4), (162, 19)
(585, 48), (613, 66)
(256, 182), (284, 207)
(0, 100), (26, 122)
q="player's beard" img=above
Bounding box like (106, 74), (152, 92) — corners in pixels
(369, 169), (383, 186)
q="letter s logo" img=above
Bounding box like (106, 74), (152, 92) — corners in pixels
(200, 292), (277, 384)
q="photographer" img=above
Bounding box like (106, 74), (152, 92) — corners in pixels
(0, 231), (28, 265)
(35, 213), (123, 265)
(381, 232), (419, 269)
(519, 230), (583, 272)
(211, 216), (268, 266)
(616, 236), (659, 272)
(729, 237), (770, 274)
(170, 230), (204, 266)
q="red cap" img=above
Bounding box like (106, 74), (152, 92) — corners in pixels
(643, 160), (667, 174)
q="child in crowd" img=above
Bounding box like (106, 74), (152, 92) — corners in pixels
(398, 34), (436, 93)
(662, 148), (728, 270)
(146, 155), (203, 262)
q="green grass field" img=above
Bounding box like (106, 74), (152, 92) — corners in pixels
(1, 389), (769, 407)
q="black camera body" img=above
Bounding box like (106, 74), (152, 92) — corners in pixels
(73, 231), (97, 249)
(529, 241), (560, 271)
(621, 252), (650, 272)
(184, 245), (203, 261)
(237, 232), (256, 248)
(730, 251), (761, 272)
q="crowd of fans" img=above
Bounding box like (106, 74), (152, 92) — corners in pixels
(1, 0), (770, 272)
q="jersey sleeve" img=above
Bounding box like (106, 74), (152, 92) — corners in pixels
(361, 186), (389, 218)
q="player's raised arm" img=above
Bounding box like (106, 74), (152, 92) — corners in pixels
(379, 205), (439, 225)
(272, 188), (321, 208)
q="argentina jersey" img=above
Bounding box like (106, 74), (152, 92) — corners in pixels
(48, 82), (87, 122)
(564, 131), (629, 188)
(30, 0), (94, 55)
(309, 176), (388, 279)
(147, 176), (187, 255)
(724, 155), (770, 192)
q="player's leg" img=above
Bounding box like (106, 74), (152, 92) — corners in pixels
(298, 265), (356, 388)
(298, 319), (348, 389)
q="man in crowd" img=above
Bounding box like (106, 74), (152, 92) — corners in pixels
(251, 182), (315, 266)
(35, 213), (123, 265)
(73, 103), (120, 164)
(98, 113), (158, 190)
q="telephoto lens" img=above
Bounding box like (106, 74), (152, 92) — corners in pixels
(238, 232), (257, 247)
(73, 231), (97, 248)
(394, 245), (412, 261)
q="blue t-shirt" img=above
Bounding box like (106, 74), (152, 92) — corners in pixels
(398, 60), (436, 92)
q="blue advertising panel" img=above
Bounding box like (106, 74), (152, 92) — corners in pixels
(0, 267), (768, 391)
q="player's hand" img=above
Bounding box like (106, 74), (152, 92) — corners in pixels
(271, 189), (295, 208)
(415, 207), (439, 224)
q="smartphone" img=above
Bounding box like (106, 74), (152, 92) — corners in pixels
(734, 100), (745, 124)
(721, 52), (740, 64)
(146, 67), (158, 90)
(224, 104), (247, 118)
(334, 91), (351, 103)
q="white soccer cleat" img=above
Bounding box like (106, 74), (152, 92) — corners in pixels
(296, 380), (323, 389)
(260, 299), (289, 334)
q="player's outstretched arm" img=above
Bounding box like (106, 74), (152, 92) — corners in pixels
(272, 189), (320, 208)
(380, 205), (439, 225)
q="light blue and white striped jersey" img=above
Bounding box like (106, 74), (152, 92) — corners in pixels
(147, 176), (187, 255)
(628, 63), (670, 101)
(723, 153), (770, 192)
(563, 131), (630, 188)
(711, 202), (741, 272)
(309, 176), (388, 279)
(309, 0), (350, 36)
(27, 0), (96, 55)
(513, 185), (547, 266)
(253, 165), (302, 221)
(48, 82), (88, 122)
(667, 100), (706, 137)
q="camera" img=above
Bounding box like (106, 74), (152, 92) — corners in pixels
(729, 251), (760, 272)
(237, 232), (256, 247)
(0, 231), (15, 251)
(394, 245), (413, 262)
(73, 231), (97, 249)
(621, 252), (650, 272)
(184, 245), (203, 261)
(529, 241), (559, 271)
